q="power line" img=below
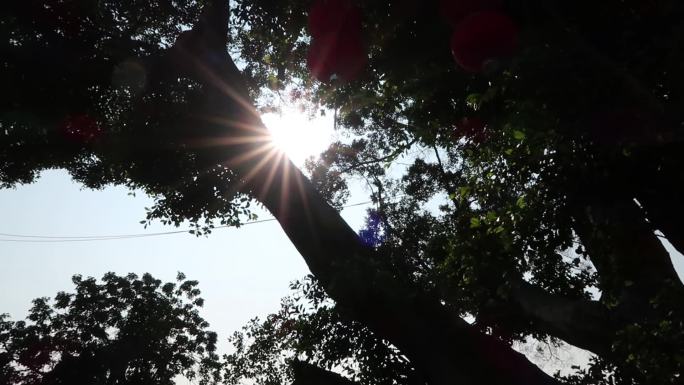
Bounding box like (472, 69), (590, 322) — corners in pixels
(0, 200), (373, 243)
(0, 218), (278, 240)
(0, 219), (276, 243)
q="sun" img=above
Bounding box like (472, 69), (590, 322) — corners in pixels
(262, 108), (334, 166)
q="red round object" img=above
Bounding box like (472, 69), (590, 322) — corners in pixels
(450, 11), (519, 73)
(439, 0), (502, 26)
(307, 33), (366, 82)
(456, 116), (488, 142)
(307, 37), (336, 82)
(333, 34), (366, 81)
(308, 0), (362, 38)
(59, 114), (102, 143)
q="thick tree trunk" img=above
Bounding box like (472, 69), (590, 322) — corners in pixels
(171, 2), (562, 384)
(227, 135), (559, 385)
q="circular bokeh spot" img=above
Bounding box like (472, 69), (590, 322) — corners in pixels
(450, 11), (519, 73)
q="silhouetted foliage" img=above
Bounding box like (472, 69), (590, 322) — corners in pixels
(223, 275), (421, 385)
(0, 272), (221, 385)
(2, 1), (683, 384)
(1, 0), (252, 235)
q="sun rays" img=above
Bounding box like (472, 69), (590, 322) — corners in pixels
(262, 110), (334, 166)
(186, 108), (328, 223)
(182, 54), (334, 223)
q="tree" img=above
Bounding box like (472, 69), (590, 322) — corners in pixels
(0, 272), (221, 385)
(223, 275), (424, 385)
(2, 1), (683, 384)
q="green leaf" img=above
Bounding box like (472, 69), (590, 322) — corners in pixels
(513, 130), (525, 141)
(516, 196), (527, 209)
(470, 217), (481, 228)
(466, 93), (481, 110)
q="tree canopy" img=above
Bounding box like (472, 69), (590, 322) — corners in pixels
(0, 272), (220, 385)
(1, 1), (683, 384)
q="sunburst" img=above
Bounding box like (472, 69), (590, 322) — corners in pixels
(262, 109), (334, 167)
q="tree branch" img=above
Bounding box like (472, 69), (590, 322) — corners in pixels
(638, 187), (684, 259)
(291, 361), (360, 385)
(338, 138), (418, 175)
(573, 198), (682, 306)
(506, 280), (613, 355)
(441, 272), (614, 356)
